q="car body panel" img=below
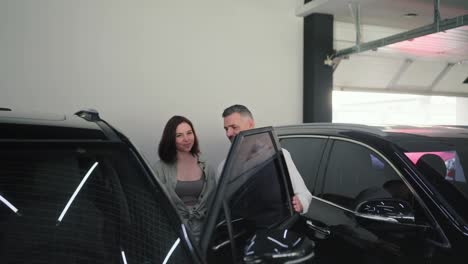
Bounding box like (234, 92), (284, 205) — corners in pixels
(0, 110), (202, 264)
(276, 123), (468, 263)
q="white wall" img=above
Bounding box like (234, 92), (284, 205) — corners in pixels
(0, 0), (303, 166)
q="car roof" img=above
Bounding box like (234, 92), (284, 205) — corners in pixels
(275, 123), (468, 140)
(0, 109), (110, 140)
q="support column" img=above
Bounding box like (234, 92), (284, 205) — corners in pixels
(303, 13), (333, 123)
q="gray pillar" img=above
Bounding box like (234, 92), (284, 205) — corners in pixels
(303, 13), (333, 123)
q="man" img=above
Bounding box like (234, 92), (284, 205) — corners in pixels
(218, 104), (312, 214)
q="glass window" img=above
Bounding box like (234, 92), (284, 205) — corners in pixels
(280, 137), (327, 194)
(0, 144), (191, 264)
(405, 151), (466, 184)
(333, 91), (457, 125)
(396, 138), (468, 225)
(395, 137), (468, 198)
(208, 131), (291, 263)
(321, 140), (405, 210)
(225, 132), (291, 229)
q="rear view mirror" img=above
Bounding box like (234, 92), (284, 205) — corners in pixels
(355, 199), (415, 224)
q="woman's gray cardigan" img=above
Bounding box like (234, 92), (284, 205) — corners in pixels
(152, 155), (216, 239)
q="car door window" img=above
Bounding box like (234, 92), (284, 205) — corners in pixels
(225, 132), (291, 229)
(280, 136), (327, 194)
(320, 140), (406, 210)
(0, 144), (192, 264)
(204, 128), (292, 263)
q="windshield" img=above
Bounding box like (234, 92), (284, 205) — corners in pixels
(0, 143), (189, 263)
(395, 137), (468, 224)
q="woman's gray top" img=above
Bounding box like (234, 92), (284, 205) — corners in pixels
(175, 178), (204, 206)
(152, 154), (216, 241)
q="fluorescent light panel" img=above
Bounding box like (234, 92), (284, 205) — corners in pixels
(162, 238), (181, 264)
(57, 162), (99, 223)
(0, 194), (19, 214)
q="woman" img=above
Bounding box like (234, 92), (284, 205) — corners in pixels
(153, 115), (216, 241)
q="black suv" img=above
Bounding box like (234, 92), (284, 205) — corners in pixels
(276, 123), (468, 263)
(0, 109), (315, 263)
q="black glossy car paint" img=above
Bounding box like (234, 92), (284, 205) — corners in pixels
(276, 123), (468, 264)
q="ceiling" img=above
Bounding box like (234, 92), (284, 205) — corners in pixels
(300, 0), (468, 30)
(298, 0), (468, 97)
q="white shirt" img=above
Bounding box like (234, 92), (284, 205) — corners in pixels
(216, 148), (312, 214)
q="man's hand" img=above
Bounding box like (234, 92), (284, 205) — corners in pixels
(292, 195), (303, 213)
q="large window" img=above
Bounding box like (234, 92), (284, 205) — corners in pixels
(0, 144), (190, 264)
(333, 91), (457, 125)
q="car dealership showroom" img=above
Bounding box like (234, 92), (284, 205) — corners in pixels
(1, 0), (468, 263)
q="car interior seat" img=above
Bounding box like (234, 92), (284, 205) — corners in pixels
(416, 154), (447, 185)
(382, 179), (413, 203)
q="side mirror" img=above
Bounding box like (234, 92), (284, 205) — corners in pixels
(355, 199), (415, 224)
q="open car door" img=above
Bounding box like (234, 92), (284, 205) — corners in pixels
(200, 127), (315, 263)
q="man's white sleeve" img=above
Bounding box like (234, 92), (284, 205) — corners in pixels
(282, 148), (312, 214)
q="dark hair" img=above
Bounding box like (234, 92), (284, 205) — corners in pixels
(222, 104), (254, 119)
(158, 115), (200, 163)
